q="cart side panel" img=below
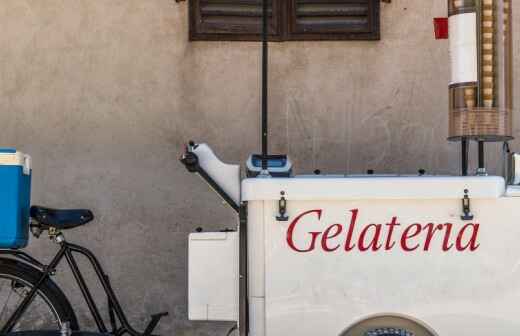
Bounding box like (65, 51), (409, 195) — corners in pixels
(261, 198), (520, 336)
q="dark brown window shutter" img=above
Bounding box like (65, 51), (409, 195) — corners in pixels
(287, 0), (380, 40)
(190, 0), (281, 41)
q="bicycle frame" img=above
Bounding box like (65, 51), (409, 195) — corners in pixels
(0, 239), (167, 336)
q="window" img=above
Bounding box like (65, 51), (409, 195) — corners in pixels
(189, 0), (380, 41)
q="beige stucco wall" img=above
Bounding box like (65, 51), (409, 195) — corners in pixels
(0, 1), (519, 335)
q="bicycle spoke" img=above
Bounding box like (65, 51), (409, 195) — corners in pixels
(0, 287), (14, 322)
(0, 276), (61, 331)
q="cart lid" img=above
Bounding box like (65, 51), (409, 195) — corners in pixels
(241, 175), (505, 201)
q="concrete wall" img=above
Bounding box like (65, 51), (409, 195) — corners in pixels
(0, 1), (519, 335)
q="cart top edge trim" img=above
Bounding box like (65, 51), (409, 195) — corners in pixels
(241, 176), (506, 201)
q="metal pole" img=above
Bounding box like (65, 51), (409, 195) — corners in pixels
(261, 0), (269, 170)
(65, 249), (108, 333)
(503, 141), (511, 183)
(462, 139), (469, 176)
(478, 141), (485, 172)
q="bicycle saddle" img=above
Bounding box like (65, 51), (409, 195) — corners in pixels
(30, 206), (94, 229)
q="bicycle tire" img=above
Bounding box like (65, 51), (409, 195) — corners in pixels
(0, 257), (79, 332)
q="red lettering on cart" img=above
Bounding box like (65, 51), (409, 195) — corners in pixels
(344, 209), (358, 252)
(401, 224), (422, 252)
(286, 209), (481, 253)
(359, 224), (383, 251)
(286, 209), (322, 253)
(456, 223), (480, 251)
(423, 223), (444, 251)
(385, 216), (400, 250)
(321, 223), (343, 252)
(442, 223), (454, 251)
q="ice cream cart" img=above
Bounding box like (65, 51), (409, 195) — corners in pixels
(181, 1), (520, 335)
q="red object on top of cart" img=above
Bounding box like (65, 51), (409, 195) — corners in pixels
(434, 17), (448, 39)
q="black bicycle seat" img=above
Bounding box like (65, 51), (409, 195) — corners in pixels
(30, 206), (94, 230)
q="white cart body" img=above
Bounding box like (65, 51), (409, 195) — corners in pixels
(187, 150), (520, 335)
(241, 176), (520, 335)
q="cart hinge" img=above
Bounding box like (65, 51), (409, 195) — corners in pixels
(276, 192), (289, 222)
(461, 189), (474, 221)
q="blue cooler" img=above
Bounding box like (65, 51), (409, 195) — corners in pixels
(0, 148), (31, 248)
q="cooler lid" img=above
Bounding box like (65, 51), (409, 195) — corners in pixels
(241, 175), (505, 201)
(0, 148), (16, 153)
(0, 149), (32, 175)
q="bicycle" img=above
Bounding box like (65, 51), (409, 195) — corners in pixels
(0, 206), (168, 335)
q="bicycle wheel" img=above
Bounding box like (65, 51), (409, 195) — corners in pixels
(0, 258), (78, 332)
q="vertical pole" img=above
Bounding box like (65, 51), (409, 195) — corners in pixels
(462, 138), (469, 176)
(476, 1), (486, 175)
(238, 204), (249, 336)
(261, 0), (269, 170)
(478, 141), (485, 172)
(503, 141), (511, 183)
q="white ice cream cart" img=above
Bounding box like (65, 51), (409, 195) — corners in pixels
(181, 1), (519, 335)
(183, 144), (520, 336)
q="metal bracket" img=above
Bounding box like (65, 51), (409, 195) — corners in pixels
(48, 227), (61, 238)
(30, 221), (43, 239)
(276, 192), (289, 222)
(461, 189), (474, 221)
(143, 312), (168, 336)
(42, 265), (57, 276)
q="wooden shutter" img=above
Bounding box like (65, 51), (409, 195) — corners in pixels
(287, 0), (380, 40)
(190, 0), (281, 41)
